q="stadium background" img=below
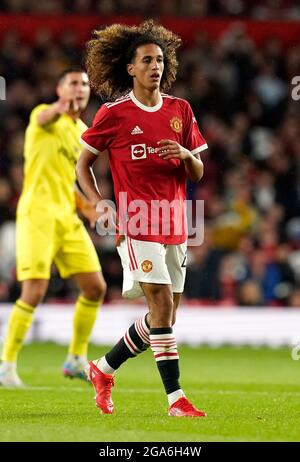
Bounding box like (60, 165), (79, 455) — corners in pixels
(0, 0), (300, 346)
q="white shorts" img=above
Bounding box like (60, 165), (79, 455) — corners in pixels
(117, 236), (187, 299)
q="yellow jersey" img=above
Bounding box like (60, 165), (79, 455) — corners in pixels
(17, 104), (87, 217)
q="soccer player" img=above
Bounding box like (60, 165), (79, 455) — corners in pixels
(0, 68), (106, 386)
(77, 21), (207, 417)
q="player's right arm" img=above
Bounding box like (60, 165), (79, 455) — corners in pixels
(76, 149), (103, 206)
(36, 99), (71, 126)
(78, 105), (117, 229)
(76, 149), (117, 230)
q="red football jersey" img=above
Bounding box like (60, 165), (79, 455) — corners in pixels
(81, 91), (207, 244)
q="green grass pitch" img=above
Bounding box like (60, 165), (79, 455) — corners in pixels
(0, 343), (299, 442)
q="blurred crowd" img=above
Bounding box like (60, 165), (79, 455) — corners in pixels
(0, 12), (300, 307)
(0, 0), (300, 20)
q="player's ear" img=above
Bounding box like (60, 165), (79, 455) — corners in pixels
(127, 63), (135, 77)
(56, 83), (63, 98)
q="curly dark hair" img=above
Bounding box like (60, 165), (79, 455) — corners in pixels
(85, 20), (182, 100)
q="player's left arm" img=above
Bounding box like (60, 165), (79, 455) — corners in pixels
(157, 139), (204, 182)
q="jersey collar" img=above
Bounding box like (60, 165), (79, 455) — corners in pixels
(129, 90), (163, 112)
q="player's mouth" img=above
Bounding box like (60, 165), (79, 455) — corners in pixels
(150, 73), (160, 82)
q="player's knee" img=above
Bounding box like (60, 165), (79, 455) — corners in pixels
(83, 279), (107, 301)
(147, 286), (173, 305)
(21, 282), (47, 307)
(29, 291), (45, 306)
(148, 289), (174, 326)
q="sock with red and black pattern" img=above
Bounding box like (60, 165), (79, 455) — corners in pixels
(97, 314), (150, 374)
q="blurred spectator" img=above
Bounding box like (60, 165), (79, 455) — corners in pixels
(0, 178), (14, 225)
(288, 288), (300, 307)
(211, 175), (257, 251)
(1, 0), (300, 19)
(237, 279), (263, 306)
(185, 228), (223, 301)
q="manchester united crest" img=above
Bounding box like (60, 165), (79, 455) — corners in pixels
(141, 260), (153, 273)
(170, 117), (182, 133)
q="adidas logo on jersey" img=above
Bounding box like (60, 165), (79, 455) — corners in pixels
(131, 125), (143, 135)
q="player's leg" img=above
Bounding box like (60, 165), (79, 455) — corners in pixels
(0, 279), (49, 386)
(88, 237), (151, 379)
(85, 238), (169, 412)
(0, 212), (54, 386)
(94, 313), (151, 373)
(85, 296), (179, 415)
(61, 271), (106, 379)
(55, 215), (105, 379)
(140, 282), (184, 401)
(141, 282), (205, 417)
(86, 308), (151, 414)
(100, 292), (180, 376)
(159, 243), (206, 417)
(86, 238), (181, 414)
(71, 271), (107, 362)
(142, 244), (185, 406)
(93, 294), (180, 380)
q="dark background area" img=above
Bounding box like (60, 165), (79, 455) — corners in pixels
(0, 0), (300, 307)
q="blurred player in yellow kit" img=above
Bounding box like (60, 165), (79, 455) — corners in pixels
(0, 68), (106, 386)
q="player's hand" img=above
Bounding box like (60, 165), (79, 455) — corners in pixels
(83, 206), (98, 229)
(157, 139), (191, 161)
(75, 190), (97, 228)
(53, 98), (71, 115)
(70, 98), (80, 113)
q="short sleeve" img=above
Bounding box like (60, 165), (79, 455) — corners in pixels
(81, 105), (115, 155)
(182, 101), (208, 155)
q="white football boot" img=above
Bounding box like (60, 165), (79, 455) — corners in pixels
(0, 362), (24, 387)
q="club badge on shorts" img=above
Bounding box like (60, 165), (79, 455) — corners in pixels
(170, 117), (182, 133)
(141, 260), (153, 273)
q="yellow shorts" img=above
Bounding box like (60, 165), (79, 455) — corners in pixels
(16, 210), (101, 281)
